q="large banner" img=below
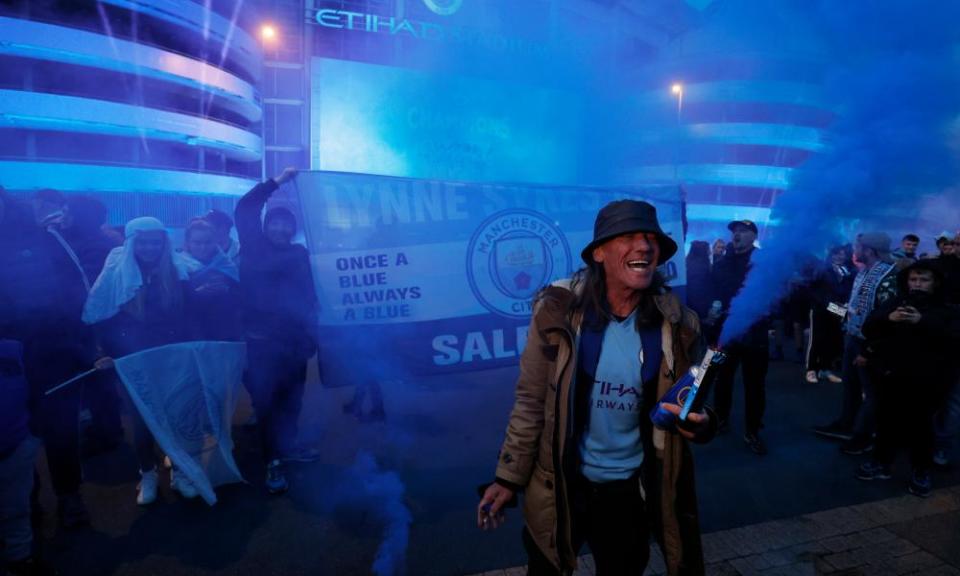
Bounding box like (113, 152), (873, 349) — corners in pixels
(296, 172), (684, 382)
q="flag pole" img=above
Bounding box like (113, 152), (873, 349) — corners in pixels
(45, 367), (98, 396)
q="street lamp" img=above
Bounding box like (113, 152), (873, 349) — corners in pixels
(671, 82), (683, 118)
(258, 24), (279, 179)
(260, 24), (278, 42)
(671, 82), (685, 209)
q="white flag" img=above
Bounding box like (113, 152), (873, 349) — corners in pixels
(114, 341), (246, 505)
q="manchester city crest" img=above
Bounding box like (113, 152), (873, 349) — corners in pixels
(467, 210), (572, 318)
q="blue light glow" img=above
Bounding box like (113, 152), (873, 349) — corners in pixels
(0, 16), (261, 122)
(0, 90), (261, 160)
(0, 161), (257, 196)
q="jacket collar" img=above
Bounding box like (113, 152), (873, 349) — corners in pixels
(536, 281), (682, 331)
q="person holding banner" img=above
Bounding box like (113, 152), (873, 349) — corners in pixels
(236, 168), (319, 495)
(478, 200), (716, 575)
(82, 216), (195, 505)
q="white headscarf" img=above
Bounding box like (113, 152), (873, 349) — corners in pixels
(82, 217), (190, 325)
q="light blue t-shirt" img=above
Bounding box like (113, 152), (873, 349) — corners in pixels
(580, 311), (644, 482)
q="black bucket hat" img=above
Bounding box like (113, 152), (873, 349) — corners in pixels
(581, 199), (678, 264)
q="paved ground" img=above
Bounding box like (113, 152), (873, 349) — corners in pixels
(35, 349), (960, 575)
(469, 486), (960, 576)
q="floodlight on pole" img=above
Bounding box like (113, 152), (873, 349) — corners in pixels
(260, 24), (278, 42)
(671, 82), (683, 117)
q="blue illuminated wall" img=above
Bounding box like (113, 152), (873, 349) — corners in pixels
(0, 1), (264, 223)
(310, 58), (583, 185)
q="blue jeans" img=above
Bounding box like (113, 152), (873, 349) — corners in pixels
(935, 375), (960, 454)
(839, 335), (875, 438)
(0, 436), (39, 563)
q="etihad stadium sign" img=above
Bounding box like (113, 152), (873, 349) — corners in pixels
(307, 2), (544, 54)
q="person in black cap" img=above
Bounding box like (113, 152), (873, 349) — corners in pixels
(478, 199), (716, 575)
(707, 219), (770, 455)
(235, 168), (319, 495)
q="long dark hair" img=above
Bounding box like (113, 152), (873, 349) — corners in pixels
(570, 259), (667, 331)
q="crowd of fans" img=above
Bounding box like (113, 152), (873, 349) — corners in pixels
(0, 169), (319, 575)
(2, 174), (959, 574)
(687, 224), (960, 497)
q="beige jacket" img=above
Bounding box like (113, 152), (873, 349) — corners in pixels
(494, 282), (709, 575)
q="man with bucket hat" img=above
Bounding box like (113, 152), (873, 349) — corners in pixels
(478, 199), (717, 575)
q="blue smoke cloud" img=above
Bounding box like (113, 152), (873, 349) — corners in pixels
(720, 0), (960, 343)
(330, 451), (413, 576)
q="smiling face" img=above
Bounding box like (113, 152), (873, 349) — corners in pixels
(593, 232), (661, 295)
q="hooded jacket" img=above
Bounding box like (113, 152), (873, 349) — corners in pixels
(235, 180), (318, 354)
(862, 263), (960, 395)
(495, 281), (711, 575)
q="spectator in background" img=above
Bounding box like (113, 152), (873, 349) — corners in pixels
(855, 261), (960, 497)
(182, 218), (242, 341)
(710, 220), (770, 455)
(933, 230), (960, 466)
(203, 209), (239, 263)
(891, 233), (920, 266)
(8, 191), (93, 531)
(935, 232), (956, 259)
(53, 196), (125, 455)
(805, 245), (854, 384)
(0, 341), (51, 576)
(82, 217), (194, 505)
(1, 189), (57, 574)
(711, 238), (726, 266)
(933, 232), (960, 305)
(32, 188), (65, 229)
(685, 240), (712, 321)
(236, 168), (319, 495)
(814, 233), (898, 453)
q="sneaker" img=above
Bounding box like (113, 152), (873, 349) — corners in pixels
(840, 437), (874, 455)
(813, 422), (854, 441)
(825, 372), (843, 384)
(171, 469), (199, 499)
(265, 460), (289, 495)
(58, 492), (90, 529)
(744, 433), (768, 455)
(908, 470), (932, 498)
(805, 370), (819, 384)
(933, 449), (950, 467)
(137, 469), (159, 506)
(856, 462), (892, 481)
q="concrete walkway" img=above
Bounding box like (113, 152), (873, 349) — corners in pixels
(469, 485), (960, 576)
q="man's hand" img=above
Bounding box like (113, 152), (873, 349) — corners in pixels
(477, 483), (513, 531)
(660, 402), (710, 441)
(853, 354), (868, 367)
(94, 357), (114, 371)
(274, 167), (298, 185)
